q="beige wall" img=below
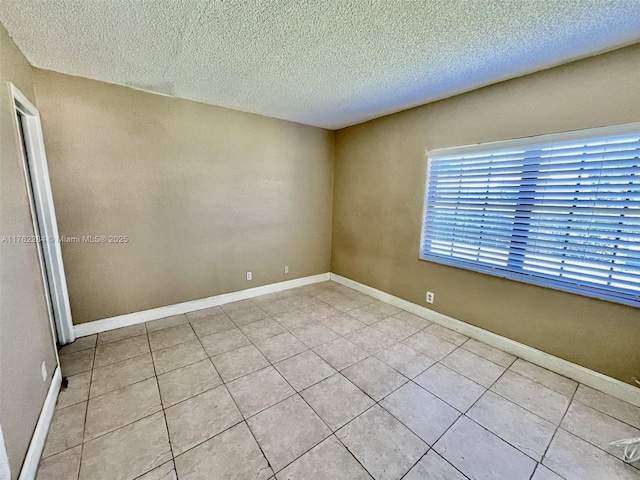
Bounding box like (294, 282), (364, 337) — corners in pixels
(332, 44), (640, 385)
(0, 25), (58, 479)
(34, 70), (334, 324)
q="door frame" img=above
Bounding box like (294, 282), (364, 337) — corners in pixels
(9, 82), (74, 345)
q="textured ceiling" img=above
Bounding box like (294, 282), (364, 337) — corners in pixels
(2, 1), (640, 129)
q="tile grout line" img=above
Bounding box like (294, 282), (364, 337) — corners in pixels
(143, 321), (179, 479)
(74, 335), (98, 480)
(536, 384), (578, 480)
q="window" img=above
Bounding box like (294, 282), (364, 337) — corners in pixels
(420, 123), (640, 307)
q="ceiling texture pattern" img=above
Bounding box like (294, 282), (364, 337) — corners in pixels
(2, 0), (640, 129)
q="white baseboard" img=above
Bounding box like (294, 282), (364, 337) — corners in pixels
(74, 273), (331, 338)
(330, 273), (640, 408)
(18, 367), (61, 480)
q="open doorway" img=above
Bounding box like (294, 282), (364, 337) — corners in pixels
(10, 83), (74, 345)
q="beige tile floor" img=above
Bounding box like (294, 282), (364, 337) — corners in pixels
(40, 281), (640, 480)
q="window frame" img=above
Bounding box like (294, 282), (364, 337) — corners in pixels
(419, 122), (640, 307)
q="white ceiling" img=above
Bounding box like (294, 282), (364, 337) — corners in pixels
(2, 1), (640, 130)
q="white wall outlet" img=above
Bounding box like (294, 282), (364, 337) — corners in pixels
(246, 271), (252, 281)
(426, 291), (434, 304)
(41, 361), (47, 382)
(284, 266), (289, 274)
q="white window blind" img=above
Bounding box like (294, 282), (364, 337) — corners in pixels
(420, 123), (640, 307)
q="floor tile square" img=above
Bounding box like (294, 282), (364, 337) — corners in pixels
(276, 435), (372, 480)
(227, 305), (268, 326)
(226, 366), (295, 417)
(573, 384), (640, 429)
(414, 363), (485, 412)
(402, 331), (457, 360)
(424, 324), (468, 346)
(403, 450), (466, 480)
(42, 401), (86, 458)
(461, 339), (516, 368)
(94, 335), (150, 368)
(152, 339), (208, 374)
(199, 328), (250, 357)
(255, 332), (308, 363)
(145, 314), (188, 333)
(157, 359), (222, 407)
(345, 326), (395, 353)
(301, 374), (374, 431)
(273, 309), (317, 330)
(560, 401), (640, 458)
(85, 378), (162, 441)
(165, 385), (243, 455)
(374, 317), (421, 341)
(323, 293), (366, 312)
(468, 390), (555, 461)
(342, 357), (407, 401)
(148, 323), (197, 351)
(543, 429), (639, 480)
(381, 382), (459, 445)
(392, 311), (432, 330)
(90, 353), (155, 397)
(510, 359), (578, 397)
(58, 335), (97, 356)
(175, 422), (273, 480)
(97, 324), (147, 345)
(220, 299), (254, 313)
(289, 293), (323, 309)
(211, 344), (270, 381)
(57, 371), (91, 408)
(247, 395), (331, 472)
(189, 313), (235, 338)
(441, 348), (506, 387)
(60, 348), (95, 376)
(375, 343), (435, 378)
(291, 322), (338, 348)
(36, 445), (81, 480)
(434, 416), (536, 480)
(491, 371), (570, 424)
(347, 304), (394, 325)
(185, 306), (224, 321)
(298, 302), (342, 321)
(252, 293), (282, 305)
(320, 313), (367, 335)
(314, 337), (369, 370)
(275, 350), (336, 391)
(336, 405), (427, 480)
(259, 298), (299, 316)
(79, 412), (171, 480)
(241, 318), (286, 342)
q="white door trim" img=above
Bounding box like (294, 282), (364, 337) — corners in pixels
(9, 83), (74, 345)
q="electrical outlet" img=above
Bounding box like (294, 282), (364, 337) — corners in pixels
(41, 361), (47, 382)
(246, 271), (252, 281)
(284, 266), (289, 274)
(426, 291), (434, 304)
